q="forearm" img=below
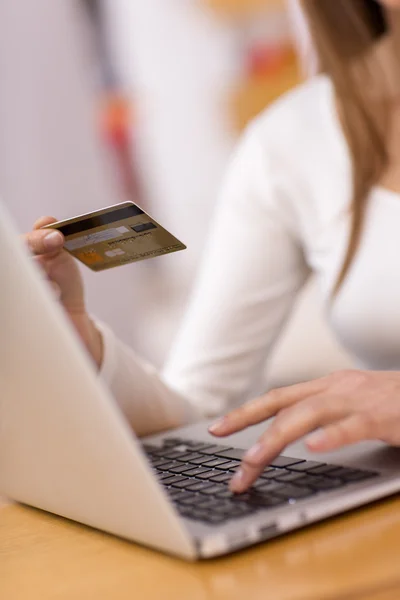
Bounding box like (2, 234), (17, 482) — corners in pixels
(70, 313), (104, 369)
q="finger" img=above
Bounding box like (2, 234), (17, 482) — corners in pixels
(209, 377), (329, 437)
(306, 414), (374, 452)
(33, 216), (58, 230)
(26, 228), (64, 256)
(230, 395), (349, 493)
(229, 463), (265, 494)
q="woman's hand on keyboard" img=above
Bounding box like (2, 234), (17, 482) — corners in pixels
(209, 370), (400, 492)
(24, 216), (103, 368)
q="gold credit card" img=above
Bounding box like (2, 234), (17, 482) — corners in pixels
(42, 201), (186, 271)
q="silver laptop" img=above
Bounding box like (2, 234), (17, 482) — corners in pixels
(1, 199), (400, 561)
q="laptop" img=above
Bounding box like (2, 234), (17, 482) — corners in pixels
(1, 199), (400, 560)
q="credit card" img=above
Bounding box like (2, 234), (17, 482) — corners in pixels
(42, 201), (186, 271)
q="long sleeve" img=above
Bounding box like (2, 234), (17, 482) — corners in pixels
(97, 320), (202, 437)
(99, 119), (310, 434)
(162, 122), (310, 415)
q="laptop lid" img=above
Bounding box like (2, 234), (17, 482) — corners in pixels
(0, 200), (195, 559)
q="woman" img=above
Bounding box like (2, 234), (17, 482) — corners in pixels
(27, 0), (400, 493)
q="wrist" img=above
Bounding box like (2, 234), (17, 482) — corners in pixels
(70, 313), (104, 369)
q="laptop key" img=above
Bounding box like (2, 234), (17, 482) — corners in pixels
(161, 438), (181, 446)
(142, 444), (159, 454)
(199, 484), (227, 496)
(310, 478), (344, 491)
(214, 448), (244, 460)
(260, 468), (281, 480)
(232, 492), (254, 503)
(157, 461), (181, 471)
(308, 464), (343, 476)
(208, 499), (254, 517)
(171, 451), (205, 462)
(226, 504), (256, 517)
(151, 459), (175, 468)
(168, 464), (196, 474)
(160, 475), (187, 485)
(162, 450), (197, 460)
(188, 508), (212, 520)
(274, 485), (315, 500)
(178, 452), (208, 463)
(186, 481), (216, 492)
(270, 456), (305, 468)
(169, 439), (205, 449)
(260, 466), (277, 475)
(194, 470), (218, 480)
(178, 508), (203, 520)
(213, 499), (239, 510)
(256, 481), (287, 493)
(183, 442), (217, 452)
(288, 461), (325, 472)
(215, 489), (235, 499)
(215, 490), (252, 502)
(193, 510), (227, 524)
(295, 474), (326, 487)
(253, 478), (274, 488)
(167, 488), (185, 499)
(324, 467), (357, 478)
(214, 506), (248, 519)
(156, 472), (176, 481)
(194, 497), (221, 510)
(164, 439), (213, 452)
(188, 455), (220, 465)
(343, 470), (378, 482)
(182, 467), (210, 478)
(171, 478), (202, 489)
(199, 445), (233, 455)
(201, 458), (231, 469)
(209, 473), (232, 483)
(213, 460), (241, 471)
(328, 467), (378, 482)
(176, 494), (201, 506)
(150, 448), (178, 458)
(247, 493), (285, 508)
(275, 471), (305, 483)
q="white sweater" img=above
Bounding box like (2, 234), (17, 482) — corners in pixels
(98, 75), (400, 436)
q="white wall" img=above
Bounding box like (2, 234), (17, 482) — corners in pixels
(0, 0), (153, 349)
(0, 0), (352, 383)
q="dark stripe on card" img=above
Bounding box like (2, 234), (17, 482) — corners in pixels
(56, 205), (144, 237)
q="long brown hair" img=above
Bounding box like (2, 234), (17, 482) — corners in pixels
(300, 0), (390, 293)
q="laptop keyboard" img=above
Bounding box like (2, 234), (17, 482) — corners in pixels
(143, 438), (378, 526)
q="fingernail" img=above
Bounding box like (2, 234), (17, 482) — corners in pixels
(244, 443), (264, 464)
(44, 231), (63, 250)
(230, 468), (245, 492)
(208, 417), (227, 434)
(307, 429), (326, 448)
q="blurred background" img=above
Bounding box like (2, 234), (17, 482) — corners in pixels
(0, 0), (352, 387)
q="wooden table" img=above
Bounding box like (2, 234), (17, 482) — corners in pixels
(1, 495), (400, 600)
